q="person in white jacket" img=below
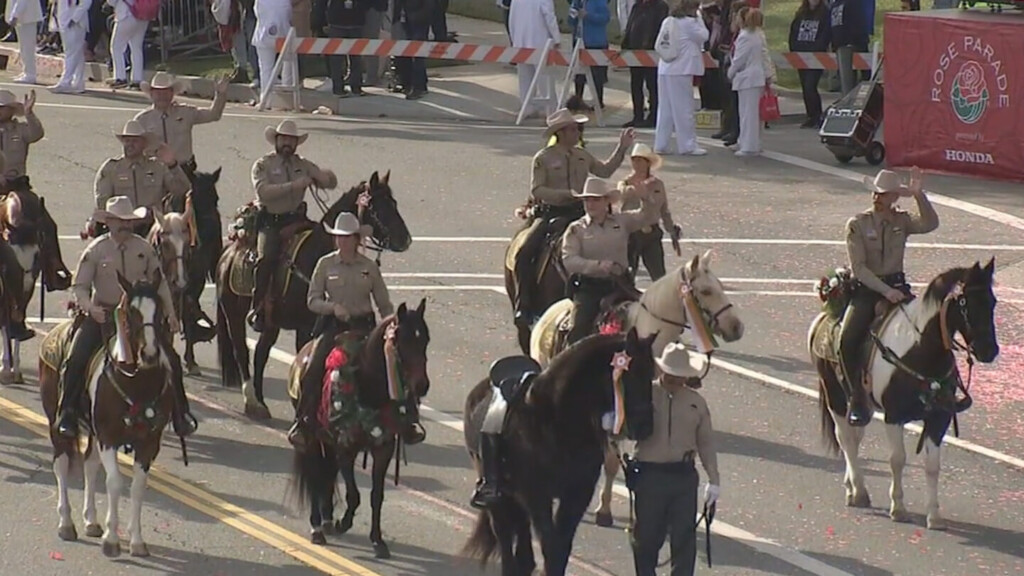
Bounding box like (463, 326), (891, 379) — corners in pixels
(49, 0), (93, 94)
(509, 0), (561, 118)
(6, 0), (44, 84)
(252, 0), (296, 106)
(726, 7), (765, 156)
(654, 0), (709, 156)
(107, 0), (149, 88)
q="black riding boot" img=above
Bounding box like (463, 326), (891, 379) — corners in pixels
(513, 258), (536, 328)
(248, 259), (273, 333)
(470, 432), (503, 509)
(400, 399), (426, 445)
(839, 357), (872, 427)
(55, 365), (84, 439)
(168, 349), (198, 438)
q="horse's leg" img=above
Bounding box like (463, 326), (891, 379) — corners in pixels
(594, 441), (618, 527)
(12, 337), (21, 383)
(338, 448), (360, 535)
(247, 327), (278, 419)
(510, 504), (536, 576)
(524, 495), (559, 576)
(82, 442), (103, 537)
(923, 435), (947, 530)
(97, 446), (123, 557)
(833, 414), (871, 508)
(184, 324), (201, 377)
(489, 502), (523, 576)
(52, 446), (76, 541)
(368, 443), (394, 559)
(550, 477), (598, 575)
(884, 423), (910, 522)
(0, 327), (12, 384)
(125, 459), (152, 557)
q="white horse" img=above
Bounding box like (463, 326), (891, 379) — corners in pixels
(529, 250), (745, 526)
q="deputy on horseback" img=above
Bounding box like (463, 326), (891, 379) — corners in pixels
(54, 196), (198, 440)
(839, 167), (939, 426)
(133, 72), (229, 180)
(287, 211), (426, 449)
(247, 120), (338, 332)
(0, 89), (44, 184)
(91, 120), (191, 237)
(512, 109), (635, 327)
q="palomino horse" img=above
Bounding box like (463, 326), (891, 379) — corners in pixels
(288, 299), (431, 558)
(39, 272), (176, 557)
(808, 259), (999, 530)
(0, 181), (72, 383)
(461, 329), (658, 576)
(216, 171), (412, 419)
(529, 250), (744, 527)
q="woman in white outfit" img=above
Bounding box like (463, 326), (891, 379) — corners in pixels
(6, 0), (43, 84)
(726, 7), (766, 156)
(653, 0), (709, 156)
(49, 0), (93, 94)
(252, 0), (296, 105)
(107, 0), (148, 87)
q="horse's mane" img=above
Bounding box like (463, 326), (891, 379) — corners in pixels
(923, 267), (970, 306)
(531, 333), (623, 405)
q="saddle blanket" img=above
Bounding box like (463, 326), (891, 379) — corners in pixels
(228, 229), (313, 297)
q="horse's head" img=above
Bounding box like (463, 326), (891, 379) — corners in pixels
(344, 171), (412, 253)
(148, 208), (191, 293)
(115, 270), (167, 367)
(189, 168), (221, 215)
(0, 187), (45, 243)
(391, 297), (431, 399)
(955, 257), (999, 363)
(618, 327), (658, 442)
(683, 249), (744, 343)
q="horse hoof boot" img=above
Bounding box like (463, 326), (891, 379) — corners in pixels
(846, 492), (871, 509)
(373, 541), (391, 559)
(57, 524), (77, 541)
(130, 542), (150, 557)
(595, 512), (613, 528)
(85, 523), (104, 538)
(927, 515), (948, 531)
(311, 530), (327, 545)
(102, 540), (121, 557)
(889, 508), (910, 523)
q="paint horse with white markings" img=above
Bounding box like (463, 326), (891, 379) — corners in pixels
(39, 272), (176, 557)
(809, 259), (998, 530)
(147, 206), (202, 378)
(528, 250), (744, 527)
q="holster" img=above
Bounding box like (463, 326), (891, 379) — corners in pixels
(622, 453), (642, 491)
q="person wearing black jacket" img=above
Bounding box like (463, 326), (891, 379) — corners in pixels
(622, 0), (668, 128)
(829, 0), (869, 96)
(789, 0), (830, 128)
(712, 0), (745, 144)
(324, 0), (383, 96)
(397, 0), (436, 99)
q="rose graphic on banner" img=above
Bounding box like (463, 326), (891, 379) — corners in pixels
(950, 61), (990, 125)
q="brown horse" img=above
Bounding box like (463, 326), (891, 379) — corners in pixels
(504, 220), (569, 355)
(288, 298), (431, 559)
(216, 171), (412, 419)
(40, 271), (175, 558)
(0, 181), (72, 383)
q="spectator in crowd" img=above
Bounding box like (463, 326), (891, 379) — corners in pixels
(616, 0), (634, 34)
(509, 0), (560, 118)
(568, 0), (610, 111)
(253, 0), (296, 106)
(398, 0), (434, 99)
(697, 0), (723, 111)
(106, 0), (149, 89)
(5, 0), (43, 84)
(85, 0), (109, 62)
(363, 0), (386, 85)
(830, 0), (869, 95)
(621, 0), (667, 128)
(234, 0), (260, 85)
(712, 0), (744, 146)
(430, 0), (448, 41)
(788, 0), (830, 128)
(496, 0), (512, 42)
(323, 0), (377, 96)
(726, 6), (765, 156)
(653, 0), (709, 156)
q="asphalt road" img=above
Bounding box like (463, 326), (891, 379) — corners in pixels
(0, 77), (1022, 576)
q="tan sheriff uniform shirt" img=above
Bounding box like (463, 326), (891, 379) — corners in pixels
(134, 99), (226, 164)
(846, 196), (939, 295)
(635, 384), (720, 485)
(93, 157), (190, 216)
(251, 152), (338, 215)
(531, 145), (627, 207)
(72, 234), (176, 316)
(619, 176), (675, 232)
(0, 114), (44, 178)
(562, 206), (656, 277)
(307, 251), (394, 318)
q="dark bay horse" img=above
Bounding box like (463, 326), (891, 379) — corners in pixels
(40, 272), (175, 557)
(809, 259), (999, 530)
(288, 298), (431, 558)
(504, 218), (568, 355)
(461, 328), (658, 576)
(216, 171), (412, 419)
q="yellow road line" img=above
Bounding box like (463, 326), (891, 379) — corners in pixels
(0, 395), (383, 576)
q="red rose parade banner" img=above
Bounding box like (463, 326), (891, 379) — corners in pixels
(884, 10), (1024, 182)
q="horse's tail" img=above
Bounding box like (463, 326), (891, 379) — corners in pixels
(289, 441), (339, 513)
(216, 297), (240, 388)
(818, 367), (841, 456)
(459, 510), (498, 565)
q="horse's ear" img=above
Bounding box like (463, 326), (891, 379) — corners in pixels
(396, 301), (407, 319)
(369, 171), (380, 188)
(701, 249), (714, 269)
(117, 271), (132, 295)
(686, 254), (700, 278)
(212, 167), (222, 182)
(984, 256), (996, 276)
(416, 296), (426, 316)
(382, 170), (391, 185)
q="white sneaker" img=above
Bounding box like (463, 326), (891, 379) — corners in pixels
(48, 83), (72, 93)
(682, 148), (707, 156)
(734, 150), (760, 157)
(12, 75), (36, 85)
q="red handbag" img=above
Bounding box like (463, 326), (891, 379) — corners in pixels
(759, 86), (781, 122)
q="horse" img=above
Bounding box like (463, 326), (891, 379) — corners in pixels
(503, 221), (569, 355)
(808, 259), (999, 530)
(0, 181), (72, 384)
(146, 207), (201, 376)
(216, 170), (412, 419)
(529, 250), (744, 527)
(288, 298), (431, 559)
(461, 328), (658, 576)
(39, 271), (176, 558)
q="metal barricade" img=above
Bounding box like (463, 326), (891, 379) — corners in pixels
(154, 0), (220, 63)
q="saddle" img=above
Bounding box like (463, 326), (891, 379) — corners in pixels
(488, 355), (542, 404)
(40, 318), (113, 397)
(227, 221), (315, 297)
(505, 219), (566, 285)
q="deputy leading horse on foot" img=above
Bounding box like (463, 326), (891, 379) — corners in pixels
(40, 273), (177, 557)
(216, 171), (411, 419)
(288, 299), (431, 558)
(808, 259), (998, 530)
(461, 328), (658, 576)
(528, 250), (744, 527)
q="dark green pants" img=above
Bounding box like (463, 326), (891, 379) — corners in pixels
(632, 465), (700, 576)
(628, 226), (666, 280)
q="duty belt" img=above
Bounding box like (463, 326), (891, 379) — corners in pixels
(259, 203), (307, 226)
(534, 203), (583, 220)
(855, 272), (907, 291)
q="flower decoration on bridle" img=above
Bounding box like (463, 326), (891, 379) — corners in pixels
(610, 351), (632, 435)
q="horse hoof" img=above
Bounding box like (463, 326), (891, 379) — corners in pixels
(927, 515), (948, 531)
(57, 524), (77, 541)
(102, 540), (121, 558)
(595, 512), (613, 528)
(13, 370), (24, 384)
(85, 523), (103, 538)
(338, 517), (353, 535)
(130, 542), (150, 557)
(373, 541), (391, 559)
(321, 520), (337, 536)
(846, 492), (871, 508)
(311, 530), (327, 545)
(244, 403), (272, 420)
(186, 364), (203, 377)
(889, 508), (910, 523)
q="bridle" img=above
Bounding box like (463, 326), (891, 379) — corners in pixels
(311, 184), (397, 266)
(639, 268), (734, 335)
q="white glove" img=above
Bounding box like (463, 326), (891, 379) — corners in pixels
(601, 411), (615, 431)
(704, 484), (720, 507)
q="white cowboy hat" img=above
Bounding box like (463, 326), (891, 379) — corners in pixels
(114, 120), (158, 145)
(572, 176), (618, 199)
(0, 90), (25, 115)
(544, 108), (589, 138)
(863, 169), (908, 194)
(140, 71), (184, 95)
(629, 143), (663, 171)
(655, 342), (707, 378)
(265, 120), (309, 146)
(93, 196), (148, 223)
(323, 212), (373, 237)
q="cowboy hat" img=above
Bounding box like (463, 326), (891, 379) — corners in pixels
(114, 120), (158, 146)
(544, 108), (589, 138)
(629, 143), (663, 171)
(655, 342), (707, 378)
(323, 211), (373, 237)
(0, 90), (25, 115)
(140, 71), (184, 95)
(863, 169), (908, 194)
(265, 120), (309, 146)
(93, 196), (148, 223)
(572, 177), (618, 199)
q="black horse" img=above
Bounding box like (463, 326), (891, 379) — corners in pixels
(461, 328), (657, 576)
